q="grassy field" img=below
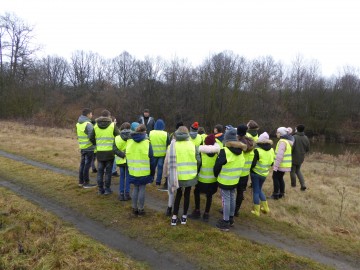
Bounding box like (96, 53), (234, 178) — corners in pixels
(0, 120), (359, 267)
(0, 187), (148, 270)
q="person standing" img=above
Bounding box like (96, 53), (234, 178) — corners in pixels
(90, 110), (120, 195)
(138, 109), (155, 135)
(246, 120), (260, 142)
(270, 127), (294, 199)
(149, 119), (170, 187)
(189, 122), (203, 146)
(76, 108), (96, 188)
(250, 132), (275, 216)
(214, 128), (247, 231)
(290, 124), (310, 191)
(127, 124), (156, 215)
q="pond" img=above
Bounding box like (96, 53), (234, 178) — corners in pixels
(310, 141), (360, 156)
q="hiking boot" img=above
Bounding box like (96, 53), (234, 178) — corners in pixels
(125, 193), (131, 200)
(104, 188), (113, 195)
(229, 216), (234, 227)
(166, 207), (172, 217)
(83, 183), (96, 189)
(202, 212), (209, 221)
(300, 186), (307, 191)
(132, 208), (139, 216)
(216, 219), (230, 231)
(171, 216), (178, 226)
(138, 209), (145, 216)
(188, 209), (201, 219)
(180, 216), (187, 225)
(118, 193), (125, 201)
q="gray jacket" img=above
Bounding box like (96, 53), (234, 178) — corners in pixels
(77, 115), (95, 152)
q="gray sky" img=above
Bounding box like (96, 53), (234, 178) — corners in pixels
(2, 0), (359, 76)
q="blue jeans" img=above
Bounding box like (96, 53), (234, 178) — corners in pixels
(251, 173), (267, 204)
(112, 160), (117, 174)
(79, 151), (94, 184)
(119, 165), (130, 194)
(132, 184), (146, 210)
(220, 188), (236, 221)
(154, 156), (165, 184)
(97, 159), (114, 191)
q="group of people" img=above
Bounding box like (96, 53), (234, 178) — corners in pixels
(76, 108), (310, 231)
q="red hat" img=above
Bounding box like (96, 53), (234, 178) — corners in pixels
(191, 122), (199, 129)
(204, 134), (216, 145)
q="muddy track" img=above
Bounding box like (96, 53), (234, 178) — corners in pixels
(0, 150), (358, 270)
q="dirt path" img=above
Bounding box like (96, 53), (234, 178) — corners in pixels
(0, 150), (358, 270)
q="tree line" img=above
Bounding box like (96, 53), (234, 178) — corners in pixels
(1, 13), (359, 143)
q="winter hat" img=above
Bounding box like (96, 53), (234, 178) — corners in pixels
(247, 120), (259, 130)
(258, 132), (270, 143)
(204, 134), (216, 145)
(277, 127), (291, 136)
(154, 119), (165, 130)
(190, 122), (199, 132)
(224, 128), (238, 142)
(237, 124), (248, 137)
(225, 124), (234, 130)
(296, 124), (305, 132)
(130, 122), (140, 131)
(176, 121), (184, 130)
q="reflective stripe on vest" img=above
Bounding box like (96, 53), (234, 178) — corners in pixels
(217, 147), (244, 186)
(76, 122), (93, 149)
(114, 135), (127, 165)
(149, 130), (168, 157)
(94, 122), (115, 151)
(253, 148), (275, 177)
(126, 139), (150, 177)
(275, 139), (292, 168)
(198, 152), (217, 183)
(240, 150), (255, 177)
(175, 141), (197, 180)
(190, 134), (203, 147)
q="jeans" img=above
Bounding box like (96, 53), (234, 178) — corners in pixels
(112, 160), (117, 174)
(221, 188), (236, 221)
(290, 164), (306, 188)
(235, 176), (249, 214)
(154, 156), (165, 184)
(173, 187), (191, 216)
(132, 184), (146, 210)
(91, 153), (97, 171)
(97, 159), (114, 191)
(79, 151), (94, 184)
(272, 170), (285, 196)
(119, 165), (130, 194)
(250, 173), (267, 204)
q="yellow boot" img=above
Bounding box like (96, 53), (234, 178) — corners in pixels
(251, 204), (260, 217)
(260, 201), (270, 214)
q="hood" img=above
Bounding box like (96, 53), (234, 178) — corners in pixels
(95, 116), (112, 129)
(78, 115), (91, 124)
(239, 136), (255, 153)
(281, 134), (295, 144)
(154, 119), (165, 130)
(120, 129), (131, 141)
(256, 142), (273, 151)
(175, 131), (190, 141)
(189, 131), (198, 139)
(130, 132), (147, 143)
(215, 133), (224, 142)
(247, 129), (258, 137)
(225, 141), (247, 155)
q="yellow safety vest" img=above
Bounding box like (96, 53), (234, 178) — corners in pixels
(217, 147), (244, 186)
(200, 134), (207, 144)
(190, 134), (203, 147)
(149, 130), (168, 157)
(114, 135), (127, 165)
(246, 132), (258, 142)
(175, 141), (198, 181)
(240, 150), (255, 177)
(126, 139), (150, 177)
(275, 139), (292, 168)
(215, 138), (224, 149)
(94, 123), (115, 152)
(198, 153), (217, 184)
(253, 148), (275, 177)
(76, 122), (93, 150)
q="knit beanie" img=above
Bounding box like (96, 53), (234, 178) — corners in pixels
(130, 122), (140, 131)
(258, 132), (270, 143)
(204, 134), (216, 145)
(190, 122), (199, 132)
(277, 127), (291, 136)
(176, 121), (184, 130)
(224, 128), (238, 142)
(225, 124), (234, 130)
(237, 124), (248, 137)
(247, 120), (259, 130)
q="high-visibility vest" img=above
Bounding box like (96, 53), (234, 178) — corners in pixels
(94, 123), (115, 152)
(190, 134), (203, 147)
(246, 132), (258, 142)
(114, 135), (127, 165)
(76, 122), (93, 149)
(275, 139), (292, 168)
(217, 147), (244, 186)
(175, 141), (198, 181)
(149, 130), (168, 157)
(126, 139), (150, 177)
(200, 134), (207, 144)
(198, 153), (217, 184)
(253, 148), (275, 177)
(240, 150), (255, 177)
(215, 138), (224, 149)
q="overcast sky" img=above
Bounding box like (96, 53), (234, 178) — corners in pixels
(2, 0), (359, 76)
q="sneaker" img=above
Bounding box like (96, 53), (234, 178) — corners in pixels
(83, 183), (96, 189)
(125, 193), (131, 201)
(300, 186), (307, 191)
(118, 193), (125, 201)
(188, 209), (201, 219)
(104, 189), (113, 195)
(97, 189), (105, 195)
(268, 194), (279, 200)
(132, 208), (139, 216)
(216, 219), (230, 231)
(202, 212), (209, 221)
(279, 193), (285, 199)
(138, 209), (145, 216)
(181, 216), (187, 225)
(229, 216), (234, 227)
(171, 217), (178, 226)
(166, 207), (172, 217)
(78, 183), (84, 187)
(92, 169), (98, 173)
